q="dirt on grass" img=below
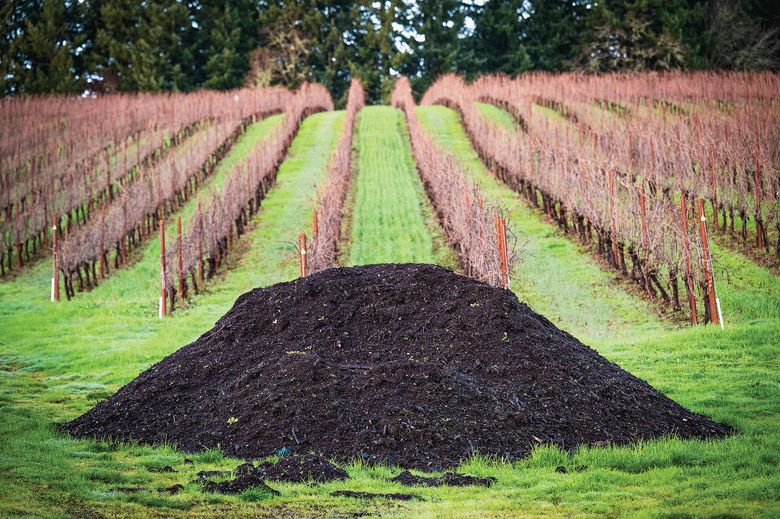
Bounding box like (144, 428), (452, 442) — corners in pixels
(202, 475), (280, 496)
(331, 490), (418, 501)
(389, 470), (495, 487)
(64, 263), (729, 470)
(239, 454), (348, 483)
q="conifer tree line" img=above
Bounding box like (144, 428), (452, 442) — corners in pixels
(2, 0), (778, 104)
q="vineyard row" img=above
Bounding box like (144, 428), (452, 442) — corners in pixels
(423, 74), (734, 324)
(158, 84), (334, 311)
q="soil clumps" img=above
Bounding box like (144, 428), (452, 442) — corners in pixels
(389, 470), (495, 487)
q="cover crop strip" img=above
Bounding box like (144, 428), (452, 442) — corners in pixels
(172, 115), (285, 231)
(86, 115), (285, 306)
(474, 102), (517, 132)
(0, 87), (293, 276)
(0, 123), (202, 275)
(392, 77), (514, 288)
(416, 104), (665, 343)
(343, 106), (456, 267)
(308, 79), (365, 272)
(161, 84), (333, 309)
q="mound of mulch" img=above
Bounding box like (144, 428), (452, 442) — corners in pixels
(63, 264), (729, 470)
(389, 470), (495, 487)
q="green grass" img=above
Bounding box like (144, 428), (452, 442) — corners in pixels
(0, 110), (348, 517)
(1, 106), (779, 518)
(474, 101), (516, 131)
(417, 104), (666, 345)
(344, 105), (458, 268)
(176, 114), (284, 227)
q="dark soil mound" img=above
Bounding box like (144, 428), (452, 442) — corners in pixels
(240, 454), (348, 483)
(331, 490), (418, 501)
(389, 470), (495, 487)
(64, 264), (729, 470)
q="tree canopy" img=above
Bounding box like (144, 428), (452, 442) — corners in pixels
(2, 0), (777, 102)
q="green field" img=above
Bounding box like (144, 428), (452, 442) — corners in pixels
(344, 105), (457, 268)
(1, 105), (778, 518)
(474, 101), (516, 131)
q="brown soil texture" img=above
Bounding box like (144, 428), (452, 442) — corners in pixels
(195, 455), (345, 495)
(237, 454), (348, 483)
(331, 490), (418, 501)
(63, 264), (729, 470)
(389, 470), (495, 487)
(201, 475), (279, 495)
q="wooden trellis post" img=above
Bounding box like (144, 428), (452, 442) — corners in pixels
(99, 206), (106, 280)
(177, 216), (184, 307)
(608, 169), (620, 269)
(697, 199), (720, 326)
(15, 205), (22, 270)
(312, 210), (319, 240)
(159, 219), (167, 319)
(638, 183), (651, 295)
(196, 204), (204, 291)
(197, 234), (204, 291)
(753, 152), (764, 250)
(680, 193), (698, 325)
(495, 215), (509, 289)
(51, 220), (59, 302)
(299, 232), (308, 277)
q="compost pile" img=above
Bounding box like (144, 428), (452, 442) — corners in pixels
(65, 264), (728, 470)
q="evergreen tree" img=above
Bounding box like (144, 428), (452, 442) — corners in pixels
(462, 0), (532, 78)
(397, 0), (466, 96)
(3, 0), (84, 94)
(193, 0), (258, 90)
(522, 0), (587, 71)
(349, 0), (399, 104)
(88, 0), (190, 92)
(202, 5), (246, 90)
(1, 0), (777, 97)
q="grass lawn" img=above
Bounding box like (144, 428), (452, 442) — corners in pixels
(343, 105), (457, 268)
(0, 106), (778, 518)
(474, 101), (516, 131)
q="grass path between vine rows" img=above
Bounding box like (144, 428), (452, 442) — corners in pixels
(419, 104), (666, 345)
(0, 114), (284, 308)
(342, 105), (457, 269)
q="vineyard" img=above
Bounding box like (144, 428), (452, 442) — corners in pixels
(423, 72), (780, 325)
(1, 73), (779, 518)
